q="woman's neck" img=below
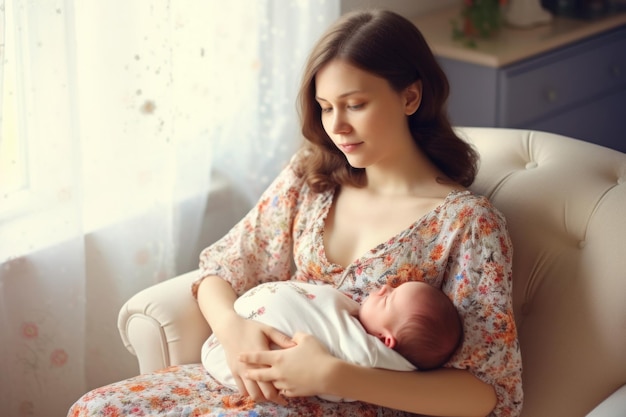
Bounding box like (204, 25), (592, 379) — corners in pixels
(363, 147), (450, 198)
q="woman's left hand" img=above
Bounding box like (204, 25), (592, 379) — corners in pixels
(239, 331), (339, 398)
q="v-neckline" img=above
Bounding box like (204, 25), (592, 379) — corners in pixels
(317, 188), (467, 271)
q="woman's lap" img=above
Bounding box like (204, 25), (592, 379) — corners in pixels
(68, 363), (414, 417)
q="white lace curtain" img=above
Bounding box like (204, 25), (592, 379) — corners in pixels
(0, 1), (339, 415)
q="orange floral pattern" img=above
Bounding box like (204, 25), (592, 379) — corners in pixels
(69, 364), (411, 416)
(69, 151), (522, 416)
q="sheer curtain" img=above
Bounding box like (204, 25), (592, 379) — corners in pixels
(0, 1), (339, 416)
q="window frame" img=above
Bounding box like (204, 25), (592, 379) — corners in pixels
(1, 0), (36, 220)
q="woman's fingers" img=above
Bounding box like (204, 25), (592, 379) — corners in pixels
(239, 351), (284, 384)
(257, 380), (287, 405)
(265, 328), (296, 349)
(243, 368), (287, 405)
(244, 366), (276, 383)
(238, 372), (286, 405)
(240, 332), (336, 398)
(242, 378), (263, 400)
(235, 348), (286, 405)
(239, 349), (278, 369)
(232, 374), (249, 397)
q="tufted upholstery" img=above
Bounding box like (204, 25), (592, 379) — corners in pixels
(457, 127), (626, 416)
(116, 127), (626, 416)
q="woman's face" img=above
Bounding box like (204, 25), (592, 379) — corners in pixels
(314, 59), (420, 169)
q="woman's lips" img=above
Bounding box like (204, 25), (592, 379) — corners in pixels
(339, 142), (363, 153)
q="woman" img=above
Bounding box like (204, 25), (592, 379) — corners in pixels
(195, 8), (522, 417)
(69, 9), (522, 417)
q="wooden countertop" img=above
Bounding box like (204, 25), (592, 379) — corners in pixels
(411, 6), (626, 67)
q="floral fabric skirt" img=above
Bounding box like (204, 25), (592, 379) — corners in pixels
(68, 363), (415, 417)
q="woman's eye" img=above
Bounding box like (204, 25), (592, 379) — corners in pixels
(320, 107), (333, 113)
(348, 103), (364, 110)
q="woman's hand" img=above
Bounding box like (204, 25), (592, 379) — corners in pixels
(196, 276), (294, 404)
(243, 331), (498, 416)
(218, 316), (295, 404)
(240, 332), (340, 398)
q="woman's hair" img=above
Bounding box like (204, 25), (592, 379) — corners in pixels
(394, 285), (463, 370)
(295, 9), (478, 192)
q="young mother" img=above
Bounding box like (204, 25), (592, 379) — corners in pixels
(195, 9), (522, 417)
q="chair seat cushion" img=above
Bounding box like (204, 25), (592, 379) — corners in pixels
(68, 363), (414, 417)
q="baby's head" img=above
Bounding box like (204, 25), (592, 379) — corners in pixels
(359, 281), (462, 370)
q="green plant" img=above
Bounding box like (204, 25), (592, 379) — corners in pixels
(452, 0), (507, 47)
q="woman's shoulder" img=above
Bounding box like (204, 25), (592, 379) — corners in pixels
(279, 148), (335, 203)
(447, 189), (501, 210)
(270, 148), (312, 190)
(286, 147), (312, 171)
(442, 189), (508, 227)
(261, 148), (312, 197)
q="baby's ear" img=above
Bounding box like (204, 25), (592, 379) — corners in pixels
(382, 334), (396, 349)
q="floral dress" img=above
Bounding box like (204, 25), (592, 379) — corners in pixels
(68, 151), (523, 417)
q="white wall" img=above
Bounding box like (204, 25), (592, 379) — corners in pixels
(341, 0), (457, 17)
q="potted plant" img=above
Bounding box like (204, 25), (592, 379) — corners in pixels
(452, 0), (507, 46)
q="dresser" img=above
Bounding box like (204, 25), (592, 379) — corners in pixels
(412, 7), (626, 152)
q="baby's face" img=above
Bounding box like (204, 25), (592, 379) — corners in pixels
(359, 281), (429, 337)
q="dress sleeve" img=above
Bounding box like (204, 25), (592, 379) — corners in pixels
(192, 151), (307, 298)
(442, 198), (523, 417)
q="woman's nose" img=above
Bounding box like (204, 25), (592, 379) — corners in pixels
(331, 112), (351, 134)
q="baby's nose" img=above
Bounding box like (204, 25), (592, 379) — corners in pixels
(379, 284), (392, 295)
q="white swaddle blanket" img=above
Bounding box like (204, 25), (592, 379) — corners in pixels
(201, 281), (415, 402)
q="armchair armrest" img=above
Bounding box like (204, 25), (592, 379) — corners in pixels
(586, 385), (626, 417)
(117, 269), (212, 374)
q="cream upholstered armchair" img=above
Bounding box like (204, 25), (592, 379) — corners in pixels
(91, 128), (626, 416)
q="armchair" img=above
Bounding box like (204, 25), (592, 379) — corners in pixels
(70, 127), (626, 416)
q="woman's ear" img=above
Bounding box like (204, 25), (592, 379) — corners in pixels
(403, 80), (422, 116)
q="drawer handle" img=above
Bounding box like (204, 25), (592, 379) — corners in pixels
(545, 88), (558, 103)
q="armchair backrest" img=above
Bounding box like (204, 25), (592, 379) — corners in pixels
(459, 127), (626, 417)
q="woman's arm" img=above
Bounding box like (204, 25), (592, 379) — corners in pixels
(441, 198), (523, 416)
(194, 154), (305, 298)
(197, 276), (294, 404)
(197, 275), (239, 333)
(192, 155), (307, 401)
(242, 332), (496, 416)
(326, 358), (496, 417)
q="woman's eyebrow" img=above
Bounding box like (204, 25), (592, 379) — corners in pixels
(315, 90), (363, 101)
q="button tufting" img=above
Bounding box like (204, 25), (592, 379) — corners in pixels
(578, 240), (586, 249)
(618, 177), (624, 185)
(525, 161), (538, 169)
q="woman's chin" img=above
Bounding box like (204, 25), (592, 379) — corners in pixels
(344, 156), (368, 169)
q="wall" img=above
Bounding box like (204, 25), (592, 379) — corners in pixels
(341, 0), (457, 17)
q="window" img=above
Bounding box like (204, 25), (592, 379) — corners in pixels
(0, 0), (29, 217)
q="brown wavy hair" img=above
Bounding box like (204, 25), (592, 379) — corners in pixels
(295, 9), (478, 193)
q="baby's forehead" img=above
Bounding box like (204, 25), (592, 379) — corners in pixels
(393, 281), (431, 301)
(396, 280), (431, 294)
